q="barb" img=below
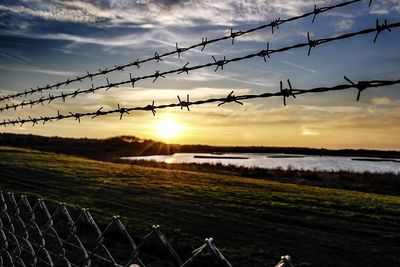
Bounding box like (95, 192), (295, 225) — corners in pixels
(2, 20), (399, 114)
(178, 94), (191, 111)
(374, 19), (392, 42)
(0, 0), (372, 103)
(0, 190), (232, 267)
(1, 77), (399, 127)
(218, 91), (243, 106)
(280, 79), (296, 106)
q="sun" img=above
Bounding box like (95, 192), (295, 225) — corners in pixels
(156, 118), (182, 140)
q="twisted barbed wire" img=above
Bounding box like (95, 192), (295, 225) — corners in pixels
(1, 76), (398, 127)
(1, 19), (398, 114)
(0, 190), (232, 267)
(0, 0), (374, 103)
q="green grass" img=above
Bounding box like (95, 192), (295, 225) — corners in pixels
(0, 146), (399, 267)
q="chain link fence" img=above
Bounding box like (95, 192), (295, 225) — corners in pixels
(0, 190), (233, 267)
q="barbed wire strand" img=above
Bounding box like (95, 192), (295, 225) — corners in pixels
(1, 77), (398, 128)
(0, 0), (374, 103)
(0, 190), (232, 267)
(0, 19), (398, 114)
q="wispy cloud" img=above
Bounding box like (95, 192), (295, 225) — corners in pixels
(369, 0), (400, 14)
(281, 60), (317, 74)
(0, 2), (108, 24)
(332, 19), (355, 31)
(301, 126), (320, 136)
(0, 65), (79, 76)
(0, 49), (31, 63)
(369, 97), (400, 106)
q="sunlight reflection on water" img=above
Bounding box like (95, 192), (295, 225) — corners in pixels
(165, 157), (176, 164)
(122, 153), (400, 174)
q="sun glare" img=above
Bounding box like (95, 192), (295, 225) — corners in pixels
(157, 118), (182, 140)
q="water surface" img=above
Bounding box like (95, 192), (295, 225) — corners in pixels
(123, 153), (400, 174)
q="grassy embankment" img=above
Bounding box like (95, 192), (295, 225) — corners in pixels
(0, 146), (399, 267)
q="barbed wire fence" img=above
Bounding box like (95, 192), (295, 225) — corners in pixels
(1, 77), (399, 127)
(0, 190), (234, 267)
(0, 0), (373, 103)
(0, 18), (398, 115)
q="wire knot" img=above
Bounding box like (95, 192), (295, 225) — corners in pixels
(117, 104), (130, 120)
(201, 37), (208, 51)
(132, 59), (141, 69)
(91, 107), (105, 119)
(115, 65), (125, 71)
(56, 111), (65, 121)
(29, 116), (38, 126)
(105, 78), (118, 91)
(230, 28), (242, 44)
(18, 118), (26, 127)
(176, 43), (185, 58)
(307, 32), (319, 56)
(41, 116), (53, 125)
(70, 112), (82, 123)
(312, 5), (322, 23)
(154, 52), (163, 63)
(61, 93), (67, 102)
(71, 89), (81, 98)
(153, 71), (166, 83)
(145, 101), (157, 116)
(218, 91), (243, 106)
(7, 119), (17, 127)
(258, 43), (271, 62)
(212, 56), (227, 72)
(88, 84), (96, 93)
(98, 68), (108, 75)
(38, 97), (45, 106)
(280, 79), (296, 106)
(20, 100), (27, 108)
(178, 62), (190, 75)
(177, 94), (190, 111)
(129, 73), (138, 88)
(48, 94), (55, 103)
(344, 76), (370, 101)
(86, 71), (94, 81)
(271, 18), (281, 34)
(374, 19), (392, 43)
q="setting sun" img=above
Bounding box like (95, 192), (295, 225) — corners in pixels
(156, 118), (182, 140)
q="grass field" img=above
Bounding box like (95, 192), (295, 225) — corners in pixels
(0, 146), (399, 267)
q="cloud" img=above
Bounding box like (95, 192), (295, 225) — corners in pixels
(0, 49), (31, 63)
(369, 0), (400, 14)
(281, 60), (317, 74)
(0, 1), (334, 31)
(301, 126), (320, 136)
(369, 97), (400, 106)
(0, 65), (79, 76)
(369, 97), (392, 105)
(1, 1), (116, 24)
(332, 19), (355, 31)
(1, 0), (397, 52)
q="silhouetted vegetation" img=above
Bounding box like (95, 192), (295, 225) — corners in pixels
(1, 133), (400, 162)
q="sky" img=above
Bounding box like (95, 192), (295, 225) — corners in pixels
(0, 0), (399, 149)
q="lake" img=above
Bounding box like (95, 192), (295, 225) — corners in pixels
(122, 153), (400, 174)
